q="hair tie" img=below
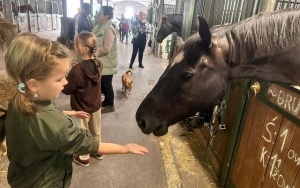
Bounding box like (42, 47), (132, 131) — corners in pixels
(18, 83), (25, 93)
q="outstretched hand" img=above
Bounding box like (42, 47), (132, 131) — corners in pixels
(125, 143), (149, 155)
(64, 110), (90, 119)
(72, 111), (90, 119)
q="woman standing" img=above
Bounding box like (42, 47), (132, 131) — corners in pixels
(129, 11), (151, 69)
(93, 6), (118, 113)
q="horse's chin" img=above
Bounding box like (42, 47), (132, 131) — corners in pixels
(152, 124), (168, 136)
(156, 39), (163, 43)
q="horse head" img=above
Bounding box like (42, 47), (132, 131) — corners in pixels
(156, 14), (183, 43)
(137, 9), (300, 137)
(19, 4), (36, 14)
(11, 2), (36, 15)
(137, 17), (229, 136)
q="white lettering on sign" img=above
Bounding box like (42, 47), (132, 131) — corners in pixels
(259, 116), (299, 187)
(269, 153), (295, 188)
(260, 146), (268, 167)
(287, 150), (300, 166)
(280, 129), (288, 153)
(268, 85), (300, 118)
(263, 117), (278, 143)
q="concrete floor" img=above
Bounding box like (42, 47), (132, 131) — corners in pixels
(0, 30), (217, 188)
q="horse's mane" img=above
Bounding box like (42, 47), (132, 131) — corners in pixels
(220, 8), (300, 64)
(181, 9), (300, 66)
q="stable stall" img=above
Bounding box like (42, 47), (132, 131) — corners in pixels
(2, 0), (63, 32)
(173, 0), (300, 187)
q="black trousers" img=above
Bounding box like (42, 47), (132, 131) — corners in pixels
(101, 75), (114, 106)
(130, 37), (146, 66)
(121, 31), (128, 42)
(119, 29), (123, 41)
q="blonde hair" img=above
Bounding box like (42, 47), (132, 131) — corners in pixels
(139, 11), (146, 15)
(5, 33), (70, 115)
(74, 32), (97, 59)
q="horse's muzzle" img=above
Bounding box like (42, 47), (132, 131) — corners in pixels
(136, 119), (149, 133)
(136, 117), (168, 136)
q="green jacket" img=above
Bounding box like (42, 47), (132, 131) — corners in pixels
(93, 20), (118, 75)
(5, 100), (99, 188)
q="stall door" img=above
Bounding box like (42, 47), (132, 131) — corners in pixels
(227, 81), (300, 188)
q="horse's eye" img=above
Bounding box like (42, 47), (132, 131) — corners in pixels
(182, 72), (194, 81)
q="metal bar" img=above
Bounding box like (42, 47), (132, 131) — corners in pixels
(230, 0), (237, 23)
(51, 0), (53, 30)
(237, 0), (246, 22)
(225, 0), (233, 23)
(203, 0), (213, 24)
(220, 0), (227, 24)
(252, 0), (261, 15)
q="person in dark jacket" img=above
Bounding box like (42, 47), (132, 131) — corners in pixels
(62, 32), (104, 166)
(74, 3), (93, 36)
(129, 11), (151, 69)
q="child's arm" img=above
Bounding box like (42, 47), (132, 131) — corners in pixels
(98, 142), (149, 155)
(63, 110), (90, 119)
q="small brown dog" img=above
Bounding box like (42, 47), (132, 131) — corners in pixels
(122, 69), (133, 98)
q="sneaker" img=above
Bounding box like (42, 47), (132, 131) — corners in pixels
(139, 64), (144, 68)
(129, 65), (133, 69)
(73, 154), (90, 167)
(90, 153), (104, 160)
(101, 105), (115, 113)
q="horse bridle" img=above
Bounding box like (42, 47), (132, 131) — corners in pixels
(207, 100), (227, 145)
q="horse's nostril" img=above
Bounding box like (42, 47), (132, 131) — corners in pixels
(138, 119), (146, 129)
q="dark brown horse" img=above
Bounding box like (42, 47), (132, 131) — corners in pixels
(12, 2), (35, 16)
(136, 8), (300, 136)
(156, 14), (183, 43)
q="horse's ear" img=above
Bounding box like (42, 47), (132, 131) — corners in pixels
(198, 16), (212, 49)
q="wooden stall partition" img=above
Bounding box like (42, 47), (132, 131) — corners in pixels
(226, 82), (300, 188)
(46, 14), (52, 30)
(18, 13), (29, 32)
(194, 80), (250, 185)
(52, 14), (63, 31)
(56, 15), (62, 31)
(38, 13), (47, 31)
(29, 13), (37, 32)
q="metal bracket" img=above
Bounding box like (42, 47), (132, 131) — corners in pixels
(219, 124), (226, 130)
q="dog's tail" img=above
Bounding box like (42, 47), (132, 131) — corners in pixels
(126, 69), (133, 76)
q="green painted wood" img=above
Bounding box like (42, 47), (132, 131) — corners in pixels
(226, 80), (300, 187)
(219, 80), (250, 187)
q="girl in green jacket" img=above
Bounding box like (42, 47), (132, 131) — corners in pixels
(3, 33), (148, 188)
